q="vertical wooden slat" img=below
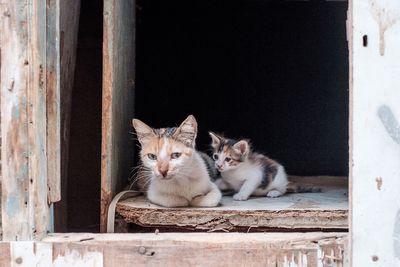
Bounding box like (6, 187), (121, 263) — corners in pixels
(0, 0), (57, 240)
(1, 0), (31, 240)
(27, 0), (51, 237)
(46, 0), (61, 203)
(101, 0), (136, 232)
(351, 0), (400, 265)
(54, 0), (81, 232)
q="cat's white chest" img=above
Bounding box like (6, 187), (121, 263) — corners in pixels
(221, 163), (263, 191)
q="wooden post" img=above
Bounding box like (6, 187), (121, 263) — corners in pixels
(351, 0), (400, 265)
(101, 0), (136, 232)
(0, 0), (62, 240)
(54, 0), (81, 233)
(1, 0), (31, 240)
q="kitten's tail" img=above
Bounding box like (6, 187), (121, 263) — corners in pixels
(286, 182), (322, 193)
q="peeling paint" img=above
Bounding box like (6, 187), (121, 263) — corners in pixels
(53, 249), (103, 267)
(6, 195), (20, 218)
(370, 0), (399, 56)
(14, 104), (20, 120)
(378, 105), (400, 144)
(375, 177), (383, 190)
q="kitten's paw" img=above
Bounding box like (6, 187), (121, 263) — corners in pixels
(233, 192), (249, 201)
(266, 190), (283, 198)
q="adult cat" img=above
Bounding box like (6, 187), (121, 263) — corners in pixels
(131, 115), (221, 207)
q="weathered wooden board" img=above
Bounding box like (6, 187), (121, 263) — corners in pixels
(0, 189), (1, 239)
(351, 0), (400, 265)
(101, 0), (136, 233)
(27, 0), (52, 237)
(117, 176), (348, 231)
(54, 0), (81, 233)
(0, 0), (58, 240)
(1, 0), (33, 240)
(46, 0), (61, 204)
(0, 232), (348, 267)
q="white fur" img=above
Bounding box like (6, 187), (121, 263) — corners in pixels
(159, 137), (169, 161)
(219, 161), (288, 201)
(147, 151), (222, 207)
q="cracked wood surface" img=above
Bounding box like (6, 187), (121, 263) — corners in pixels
(117, 176), (348, 231)
(0, 232), (346, 267)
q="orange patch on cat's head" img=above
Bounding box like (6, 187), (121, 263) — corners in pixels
(140, 136), (193, 158)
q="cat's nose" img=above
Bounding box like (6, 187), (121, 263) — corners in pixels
(159, 168), (168, 177)
(217, 164), (223, 169)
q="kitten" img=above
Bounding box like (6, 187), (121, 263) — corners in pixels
(131, 115), (222, 207)
(209, 132), (288, 201)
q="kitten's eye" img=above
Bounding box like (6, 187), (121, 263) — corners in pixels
(147, 153), (157, 160)
(213, 154), (219, 160)
(225, 157), (232, 162)
(171, 152), (182, 159)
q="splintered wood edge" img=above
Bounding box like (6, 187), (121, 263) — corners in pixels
(116, 176), (348, 231)
(116, 205), (348, 231)
(0, 233), (348, 266)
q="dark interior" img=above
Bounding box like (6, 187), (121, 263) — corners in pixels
(66, 0), (348, 232)
(135, 0), (349, 176)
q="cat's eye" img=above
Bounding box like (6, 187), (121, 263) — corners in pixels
(225, 157), (232, 162)
(213, 154), (219, 160)
(147, 153), (157, 160)
(171, 152), (182, 159)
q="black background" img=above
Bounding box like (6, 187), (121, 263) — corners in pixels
(135, 0), (349, 176)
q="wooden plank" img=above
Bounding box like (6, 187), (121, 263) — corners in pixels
(0, 233), (349, 266)
(351, 0), (400, 265)
(54, 0), (81, 232)
(46, 0), (61, 203)
(1, 0), (53, 240)
(101, 0), (136, 233)
(41, 233), (349, 266)
(0, 243), (11, 267)
(1, 0), (31, 240)
(117, 176), (348, 231)
(27, 0), (52, 238)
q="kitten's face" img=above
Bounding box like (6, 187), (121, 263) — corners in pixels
(209, 132), (249, 173)
(133, 115), (198, 180)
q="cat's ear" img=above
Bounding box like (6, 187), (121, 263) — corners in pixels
(132, 119), (155, 146)
(233, 140), (250, 157)
(209, 131), (222, 149)
(173, 115), (198, 147)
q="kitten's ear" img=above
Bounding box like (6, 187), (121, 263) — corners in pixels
(173, 115), (198, 147)
(233, 140), (250, 157)
(209, 131), (222, 149)
(132, 119), (155, 146)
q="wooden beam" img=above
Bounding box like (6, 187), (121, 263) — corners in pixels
(101, 0), (136, 233)
(0, 233), (348, 266)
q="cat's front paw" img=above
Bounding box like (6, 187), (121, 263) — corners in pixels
(233, 192), (249, 201)
(266, 190), (283, 198)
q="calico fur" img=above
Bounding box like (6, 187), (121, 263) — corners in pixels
(209, 132), (288, 201)
(130, 115), (221, 207)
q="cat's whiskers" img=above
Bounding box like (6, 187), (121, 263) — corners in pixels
(129, 115), (221, 207)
